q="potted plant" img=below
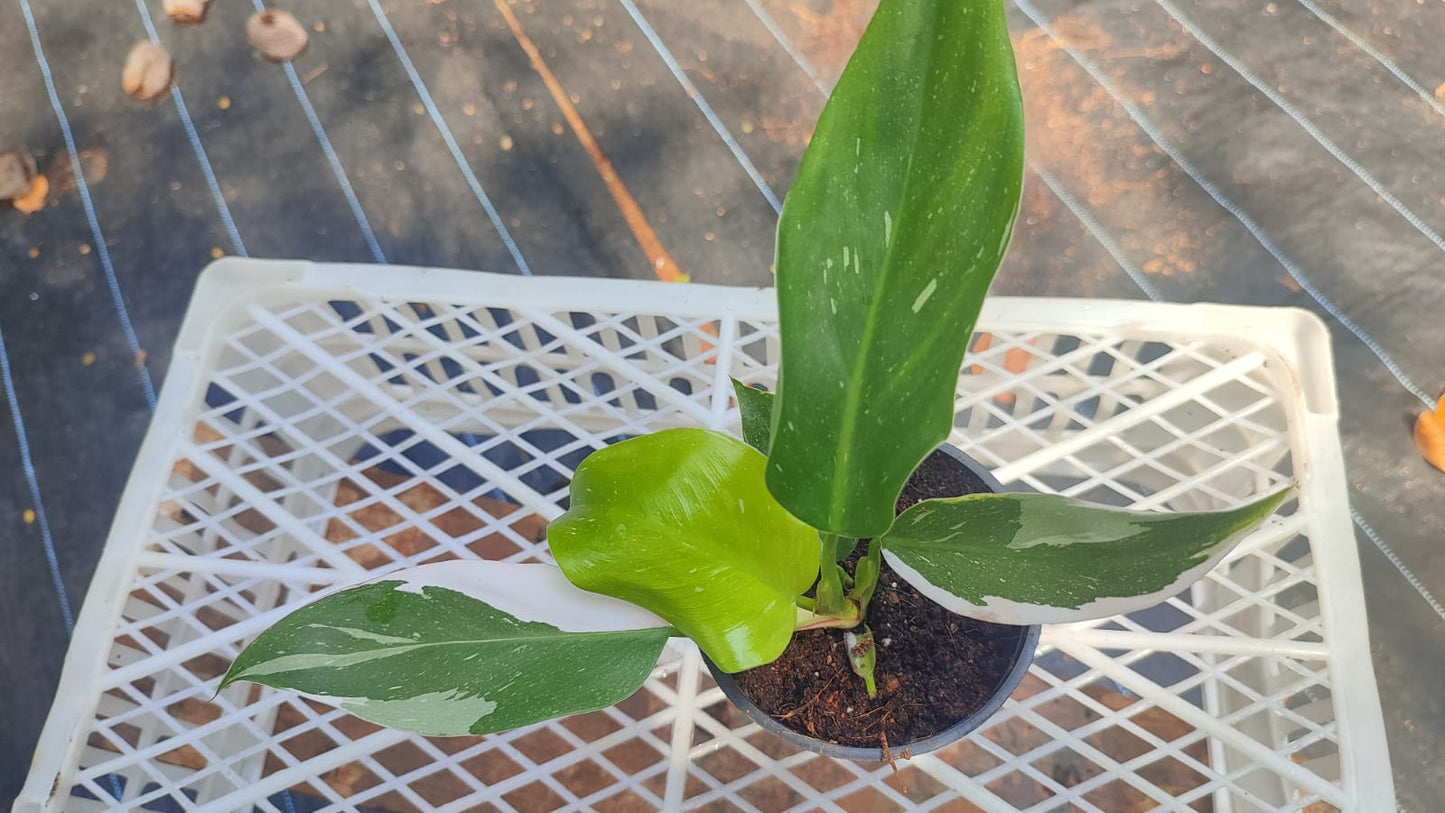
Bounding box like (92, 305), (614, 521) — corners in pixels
(222, 0), (1287, 759)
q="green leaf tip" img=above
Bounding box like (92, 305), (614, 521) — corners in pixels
(880, 485), (1292, 625)
(731, 378), (775, 455)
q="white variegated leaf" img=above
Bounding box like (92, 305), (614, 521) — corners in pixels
(223, 562), (671, 736)
(879, 489), (1290, 625)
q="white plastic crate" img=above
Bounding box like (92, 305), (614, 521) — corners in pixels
(17, 259), (1392, 812)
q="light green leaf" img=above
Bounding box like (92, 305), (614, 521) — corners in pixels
(879, 488), (1291, 624)
(222, 562), (670, 736)
(549, 428), (819, 672)
(767, 0), (1025, 537)
(731, 378), (774, 454)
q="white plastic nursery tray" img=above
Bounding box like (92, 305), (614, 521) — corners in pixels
(18, 259), (1392, 812)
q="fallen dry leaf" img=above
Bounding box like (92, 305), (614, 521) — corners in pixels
(247, 9), (308, 62)
(46, 148), (109, 198)
(122, 41), (173, 100)
(0, 151), (37, 200)
(1414, 405), (1445, 472)
(12, 175), (49, 214)
(164, 0), (209, 25)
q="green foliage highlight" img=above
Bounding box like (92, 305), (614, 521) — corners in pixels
(549, 429), (821, 672)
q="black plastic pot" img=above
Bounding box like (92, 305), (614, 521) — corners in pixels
(704, 444), (1042, 761)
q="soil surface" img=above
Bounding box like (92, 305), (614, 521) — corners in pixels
(731, 450), (1032, 750)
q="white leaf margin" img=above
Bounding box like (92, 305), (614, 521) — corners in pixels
(227, 561), (673, 736)
(374, 559), (671, 633)
(882, 520), (1270, 626)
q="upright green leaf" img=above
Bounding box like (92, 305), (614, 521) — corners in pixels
(222, 562), (670, 736)
(731, 378), (775, 454)
(768, 0), (1025, 537)
(549, 428), (819, 672)
(879, 488), (1291, 624)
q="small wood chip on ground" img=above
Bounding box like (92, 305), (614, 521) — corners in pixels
(164, 0), (209, 25)
(0, 150), (37, 200)
(11, 176), (48, 213)
(247, 10), (309, 62)
(1414, 395), (1445, 472)
(122, 41), (173, 100)
(0, 151), (47, 213)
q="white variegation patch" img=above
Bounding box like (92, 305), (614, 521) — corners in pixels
(884, 543), (1234, 626)
(381, 561), (668, 633)
(230, 644), (426, 680)
(284, 687), (500, 737)
(339, 690), (499, 736)
(1004, 504), (1146, 551)
(227, 561), (674, 737)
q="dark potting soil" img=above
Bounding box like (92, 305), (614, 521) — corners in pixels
(730, 449), (1030, 750)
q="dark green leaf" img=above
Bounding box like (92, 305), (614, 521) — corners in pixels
(549, 428), (820, 672)
(879, 488), (1291, 624)
(767, 0), (1025, 537)
(222, 562), (670, 736)
(731, 378), (774, 454)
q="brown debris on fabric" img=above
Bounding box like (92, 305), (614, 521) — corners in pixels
(164, 0), (209, 25)
(247, 10), (309, 62)
(0, 150), (37, 201)
(1, 151), (48, 214)
(1414, 397), (1445, 472)
(11, 175), (48, 214)
(122, 41), (174, 100)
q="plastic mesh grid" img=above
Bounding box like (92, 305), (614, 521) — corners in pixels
(36, 271), (1362, 811)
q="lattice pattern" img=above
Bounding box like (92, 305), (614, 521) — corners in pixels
(25, 268), (1378, 811)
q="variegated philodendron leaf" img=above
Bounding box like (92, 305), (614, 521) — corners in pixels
(879, 488), (1291, 625)
(767, 0), (1025, 539)
(731, 378), (775, 454)
(222, 562), (671, 736)
(549, 428), (819, 673)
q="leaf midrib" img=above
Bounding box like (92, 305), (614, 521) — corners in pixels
(239, 626), (664, 673)
(829, 8), (946, 529)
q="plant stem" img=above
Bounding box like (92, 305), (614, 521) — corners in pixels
(815, 533), (848, 615)
(848, 538), (883, 617)
(794, 603), (861, 630)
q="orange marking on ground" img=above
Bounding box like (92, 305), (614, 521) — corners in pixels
(970, 333), (993, 376)
(495, 0), (687, 283)
(1416, 393), (1445, 472)
(698, 321), (719, 361)
(1003, 344), (1034, 375)
(993, 342), (1036, 405)
(968, 333), (1036, 404)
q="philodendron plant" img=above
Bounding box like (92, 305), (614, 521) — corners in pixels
(224, 0), (1288, 739)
